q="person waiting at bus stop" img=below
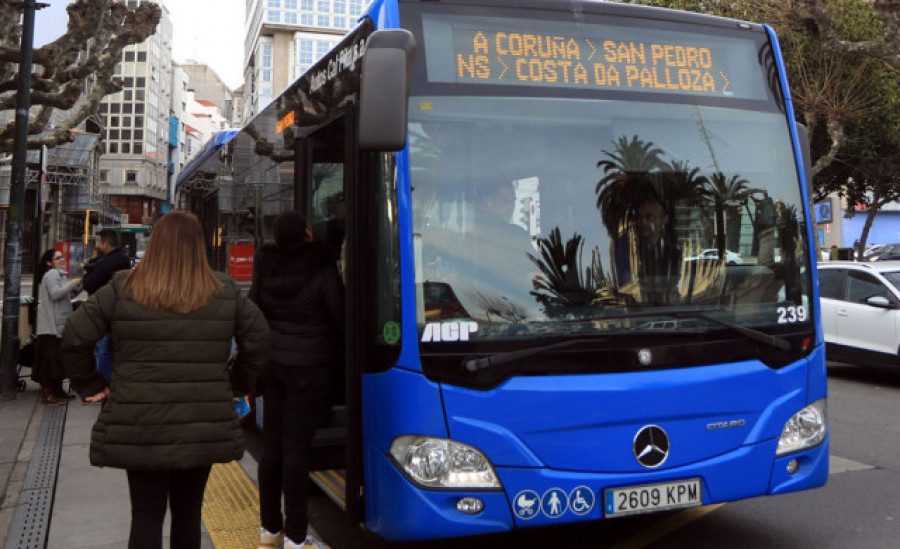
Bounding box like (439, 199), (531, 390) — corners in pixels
(61, 211), (269, 549)
(250, 210), (344, 549)
(32, 249), (81, 405)
(81, 228), (131, 381)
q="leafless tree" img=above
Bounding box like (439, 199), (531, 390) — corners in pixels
(0, 0), (161, 152)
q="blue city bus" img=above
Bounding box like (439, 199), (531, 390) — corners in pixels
(176, 0), (828, 541)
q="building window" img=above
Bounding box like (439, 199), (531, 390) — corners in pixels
(125, 170), (137, 182)
(299, 40), (313, 64)
(121, 143), (131, 154)
(316, 42), (330, 56)
(300, 13), (313, 25)
(333, 17), (346, 28)
(108, 143), (117, 153)
(137, 51), (147, 62)
(123, 104), (133, 114)
(349, 0), (361, 16)
(317, 0), (329, 12)
(267, 10), (280, 22)
(333, 0), (345, 13)
(136, 90), (145, 101)
(285, 0), (297, 8)
(124, 77), (134, 87)
(267, 0), (280, 6)
(99, 170), (108, 182)
(262, 70), (272, 82)
(109, 129), (119, 139)
(124, 51), (135, 62)
(317, 15), (329, 26)
(301, 0), (313, 10)
(136, 77), (146, 88)
(285, 12), (297, 24)
(134, 143), (142, 154)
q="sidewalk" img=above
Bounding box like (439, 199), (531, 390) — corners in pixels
(1, 379), (327, 549)
(46, 396), (217, 548)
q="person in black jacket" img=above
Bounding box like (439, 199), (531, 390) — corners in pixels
(81, 229), (132, 381)
(250, 210), (344, 549)
(62, 211), (268, 549)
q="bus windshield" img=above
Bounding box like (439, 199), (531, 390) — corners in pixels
(406, 6), (812, 344)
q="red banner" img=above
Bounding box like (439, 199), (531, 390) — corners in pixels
(228, 244), (255, 282)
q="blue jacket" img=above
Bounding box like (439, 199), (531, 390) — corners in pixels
(82, 248), (131, 295)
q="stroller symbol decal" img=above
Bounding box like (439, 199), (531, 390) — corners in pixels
(513, 490), (540, 520)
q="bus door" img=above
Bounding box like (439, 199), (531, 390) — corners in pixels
(297, 112), (362, 521)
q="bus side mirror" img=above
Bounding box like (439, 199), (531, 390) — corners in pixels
(358, 29), (416, 151)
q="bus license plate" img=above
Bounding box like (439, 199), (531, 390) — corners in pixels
(604, 478), (702, 517)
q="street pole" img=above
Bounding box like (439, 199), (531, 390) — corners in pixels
(1, 0), (48, 400)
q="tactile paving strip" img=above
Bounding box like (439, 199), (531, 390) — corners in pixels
(202, 461), (260, 548)
(4, 402), (67, 549)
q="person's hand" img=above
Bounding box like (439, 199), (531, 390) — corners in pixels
(84, 387), (110, 403)
(73, 277), (82, 286)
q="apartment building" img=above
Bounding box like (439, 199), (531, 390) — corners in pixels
(242, 0), (365, 123)
(97, 0), (175, 227)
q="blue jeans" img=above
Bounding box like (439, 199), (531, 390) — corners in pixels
(95, 334), (112, 382)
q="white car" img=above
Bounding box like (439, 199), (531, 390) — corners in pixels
(817, 261), (900, 367)
(690, 249), (743, 265)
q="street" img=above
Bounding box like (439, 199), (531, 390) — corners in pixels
(303, 362), (900, 548)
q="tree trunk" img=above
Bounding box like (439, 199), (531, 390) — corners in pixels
(858, 204), (879, 262)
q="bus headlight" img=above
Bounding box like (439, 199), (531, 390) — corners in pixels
(389, 435), (502, 489)
(776, 398), (827, 456)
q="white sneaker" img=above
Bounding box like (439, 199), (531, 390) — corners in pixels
(285, 534), (328, 549)
(258, 527), (284, 549)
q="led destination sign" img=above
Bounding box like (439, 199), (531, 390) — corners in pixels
(422, 14), (769, 100)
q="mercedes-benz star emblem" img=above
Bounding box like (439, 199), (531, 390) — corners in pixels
(633, 425), (670, 468)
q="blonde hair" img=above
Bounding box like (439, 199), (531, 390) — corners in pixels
(125, 211), (223, 314)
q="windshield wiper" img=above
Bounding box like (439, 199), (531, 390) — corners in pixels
(561, 307), (789, 352)
(465, 308), (789, 372)
(670, 311), (790, 352)
(464, 338), (609, 372)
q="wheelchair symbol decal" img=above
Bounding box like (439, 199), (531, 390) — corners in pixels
(568, 486), (595, 515)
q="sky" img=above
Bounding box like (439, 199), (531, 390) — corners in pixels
(33, 0), (246, 90)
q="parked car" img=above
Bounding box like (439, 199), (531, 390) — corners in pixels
(817, 261), (900, 367)
(687, 249), (743, 265)
(862, 244), (885, 261)
(867, 243), (900, 261)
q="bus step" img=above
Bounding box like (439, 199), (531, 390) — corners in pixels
(310, 469), (347, 510)
(329, 404), (346, 426)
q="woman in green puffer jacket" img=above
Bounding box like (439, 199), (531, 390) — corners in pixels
(62, 211), (269, 549)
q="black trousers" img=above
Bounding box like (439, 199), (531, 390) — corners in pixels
(258, 365), (331, 543)
(126, 465), (212, 549)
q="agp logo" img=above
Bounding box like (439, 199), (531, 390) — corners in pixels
(421, 321), (478, 342)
